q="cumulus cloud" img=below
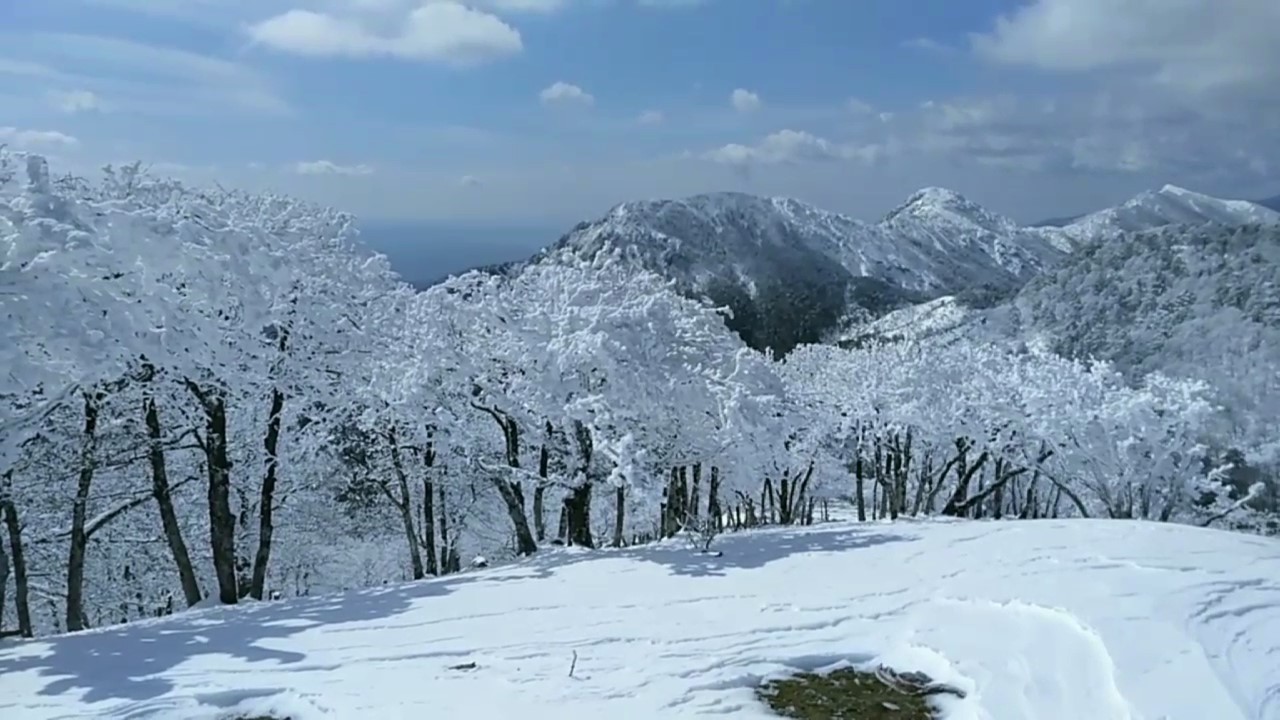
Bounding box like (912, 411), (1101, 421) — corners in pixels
(458, 174), (482, 186)
(247, 2), (523, 66)
(539, 81), (594, 106)
(637, 109), (664, 125)
(704, 129), (880, 166)
(730, 88), (761, 113)
(0, 126), (79, 149)
(970, 0), (1280, 97)
(294, 159), (374, 175)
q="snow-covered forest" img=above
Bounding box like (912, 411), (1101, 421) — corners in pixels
(2, 153), (1276, 640)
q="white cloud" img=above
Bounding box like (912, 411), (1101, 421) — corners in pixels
(247, 3), (523, 66)
(294, 159), (374, 175)
(458, 173), (481, 186)
(637, 109), (664, 125)
(539, 81), (594, 107)
(47, 89), (102, 113)
(730, 88), (761, 113)
(0, 126), (79, 149)
(704, 129), (879, 166)
(970, 0), (1280, 97)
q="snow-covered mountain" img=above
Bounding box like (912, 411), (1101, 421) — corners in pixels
(489, 183), (1276, 355)
(500, 190), (1062, 353)
(1037, 184), (1280, 246)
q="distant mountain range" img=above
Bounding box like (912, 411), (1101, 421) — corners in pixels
(487, 184), (1280, 354)
(1036, 190), (1280, 227)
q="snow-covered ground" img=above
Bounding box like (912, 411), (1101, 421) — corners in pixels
(2, 518), (1278, 720)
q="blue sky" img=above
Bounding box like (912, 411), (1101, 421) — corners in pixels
(2, 0), (1278, 227)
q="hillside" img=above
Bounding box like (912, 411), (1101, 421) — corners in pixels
(487, 185), (1275, 355)
(1, 517), (1277, 719)
(491, 190), (1063, 354)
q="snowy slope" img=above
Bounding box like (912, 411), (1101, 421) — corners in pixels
(3, 517), (1278, 720)
(513, 190), (1063, 353)
(492, 183), (1273, 355)
(839, 295), (974, 348)
(1041, 184), (1280, 246)
(556, 190), (1061, 296)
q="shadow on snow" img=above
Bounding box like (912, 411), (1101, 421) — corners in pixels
(0, 522), (911, 707)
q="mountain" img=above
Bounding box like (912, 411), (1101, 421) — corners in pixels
(1257, 194), (1280, 212)
(500, 190), (1063, 354)
(1041, 184), (1280, 245)
(486, 183), (1277, 356)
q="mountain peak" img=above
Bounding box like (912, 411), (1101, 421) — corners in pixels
(883, 186), (1018, 236)
(903, 186), (973, 207)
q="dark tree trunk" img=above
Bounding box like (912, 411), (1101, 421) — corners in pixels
(612, 486), (625, 548)
(144, 396), (202, 607)
(476, 405), (537, 555)
(942, 449), (989, 517)
(187, 381), (239, 604)
(565, 420), (594, 548)
(854, 452), (867, 522)
(438, 483), (459, 574)
(250, 386), (285, 600)
(386, 426), (425, 580)
(0, 525), (7, 633)
(689, 463), (701, 523)
(534, 420), (553, 542)
(66, 392), (99, 632)
(421, 426), (438, 576)
(708, 466), (722, 531)
(1, 495), (32, 637)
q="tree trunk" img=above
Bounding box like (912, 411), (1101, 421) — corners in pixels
(249, 386), (285, 600)
(437, 483), (459, 574)
(565, 420), (595, 548)
(386, 426), (425, 580)
(421, 426), (438, 576)
(476, 406), (537, 555)
(535, 420), (553, 542)
(854, 453), (867, 522)
(708, 466), (722, 531)
(187, 381), (239, 604)
(65, 392), (100, 631)
(1, 495), (33, 637)
(565, 484), (594, 548)
(422, 479), (438, 577)
(612, 486), (625, 548)
(689, 463), (701, 523)
(942, 450), (989, 517)
(144, 397), (202, 607)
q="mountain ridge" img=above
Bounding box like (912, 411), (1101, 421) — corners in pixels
(477, 184), (1277, 354)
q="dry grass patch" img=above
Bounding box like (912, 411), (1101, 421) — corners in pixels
(757, 667), (942, 719)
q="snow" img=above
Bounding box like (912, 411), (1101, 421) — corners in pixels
(839, 295), (972, 345)
(1049, 184), (1280, 243)
(2, 517), (1278, 720)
